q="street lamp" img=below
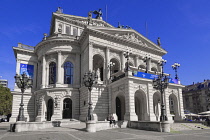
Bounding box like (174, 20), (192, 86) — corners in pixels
(153, 59), (169, 122)
(14, 72), (32, 121)
(123, 50), (132, 71)
(83, 71), (98, 121)
(109, 62), (115, 79)
(171, 63), (180, 79)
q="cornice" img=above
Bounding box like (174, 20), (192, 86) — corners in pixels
(34, 35), (79, 54)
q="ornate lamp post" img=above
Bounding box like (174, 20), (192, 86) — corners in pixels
(153, 59), (169, 122)
(172, 63), (180, 79)
(123, 50), (132, 71)
(83, 71), (98, 121)
(109, 62), (115, 79)
(14, 72), (32, 121)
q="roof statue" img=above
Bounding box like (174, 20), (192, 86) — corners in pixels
(56, 7), (63, 14)
(125, 25), (132, 29)
(93, 9), (102, 19)
(157, 37), (161, 46)
(117, 22), (131, 29)
(87, 11), (93, 25)
(117, 22), (124, 28)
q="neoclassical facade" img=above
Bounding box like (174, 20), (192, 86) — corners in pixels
(10, 9), (185, 123)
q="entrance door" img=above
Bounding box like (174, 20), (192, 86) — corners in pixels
(47, 99), (53, 121)
(116, 97), (122, 120)
(63, 98), (72, 119)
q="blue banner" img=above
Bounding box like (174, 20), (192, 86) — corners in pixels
(133, 71), (179, 84)
(20, 63), (34, 78)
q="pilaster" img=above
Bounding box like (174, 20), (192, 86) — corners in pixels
(165, 88), (173, 122)
(89, 42), (93, 71)
(41, 55), (46, 89)
(75, 53), (80, 86)
(106, 47), (110, 83)
(56, 51), (62, 86)
(121, 52), (125, 71)
(147, 58), (151, 72)
(124, 80), (138, 121)
(148, 83), (157, 121)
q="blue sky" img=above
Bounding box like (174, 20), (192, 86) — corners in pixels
(1, 0), (210, 90)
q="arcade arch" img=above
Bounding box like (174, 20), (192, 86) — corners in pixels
(93, 54), (104, 81)
(134, 90), (147, 121)
(153, 92), (161, 121)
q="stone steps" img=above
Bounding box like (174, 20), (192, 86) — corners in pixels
(170, 123), (210, 131)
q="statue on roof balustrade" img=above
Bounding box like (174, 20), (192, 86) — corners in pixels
(93, 9), (103, 19)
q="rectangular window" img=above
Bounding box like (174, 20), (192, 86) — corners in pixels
(66, 26), (71, 35)
(73, 27), (78, 36)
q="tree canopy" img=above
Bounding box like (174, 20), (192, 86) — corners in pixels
(0, 85), (12, 115)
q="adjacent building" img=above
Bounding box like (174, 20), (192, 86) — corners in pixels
(10, 8), (185, 123)
(182, 80), (210, 114)
(0, 79), (8, 87)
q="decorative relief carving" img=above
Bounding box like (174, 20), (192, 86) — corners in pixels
(92, 47), (105, 58)
(77, 20), (110, 27)
(110, 51), (120, 61)
(134, 84), (147, 93)
(66, 89), (72, 96)
(115, 33), (145, 45)
(168, 89), (178, 96)
(62, 54), (76, 63)
(112, 85), (124, 92)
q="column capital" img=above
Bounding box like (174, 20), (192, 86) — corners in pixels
(57, 50), (62, 54)
(88, 42), (94, 47)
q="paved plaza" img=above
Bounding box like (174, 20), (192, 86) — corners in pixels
(1, 122), (210, 140)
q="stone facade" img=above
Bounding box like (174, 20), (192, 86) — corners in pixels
(10, 9), (185, 123)
(182, 80), (210, 114)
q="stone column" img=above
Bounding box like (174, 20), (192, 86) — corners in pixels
(41, 55), (46, 89)
(147, 58), (151, 72)
(134, 55), (138, 67)
(56, 51), (62, 86)
(105, 47), (110, 82)
(121, 52), (125, 71)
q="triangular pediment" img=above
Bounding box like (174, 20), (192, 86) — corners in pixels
(86, 26), (167, 54)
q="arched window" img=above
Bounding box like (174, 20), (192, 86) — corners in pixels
(64, 62), (73, 84)
(49, 62), (56, 84)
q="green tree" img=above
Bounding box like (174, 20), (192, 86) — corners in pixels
(0, 85), (12, 115)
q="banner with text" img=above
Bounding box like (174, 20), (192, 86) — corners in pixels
(133, 71), (179, 84)
(20, 63), (34, 78)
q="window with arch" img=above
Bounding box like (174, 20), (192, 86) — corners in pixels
(64, 61), (73, 84)
(49, 62), (56, 84)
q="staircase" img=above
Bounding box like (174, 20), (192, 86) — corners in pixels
(170, 122), (210, 131)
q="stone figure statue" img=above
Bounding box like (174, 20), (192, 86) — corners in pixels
(93, 9), (102, 19)
(88, 11), (92, 25)
(96, 68), (101, 81)
(157, 37), (161, 46)
(56, 7), (63, 13)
